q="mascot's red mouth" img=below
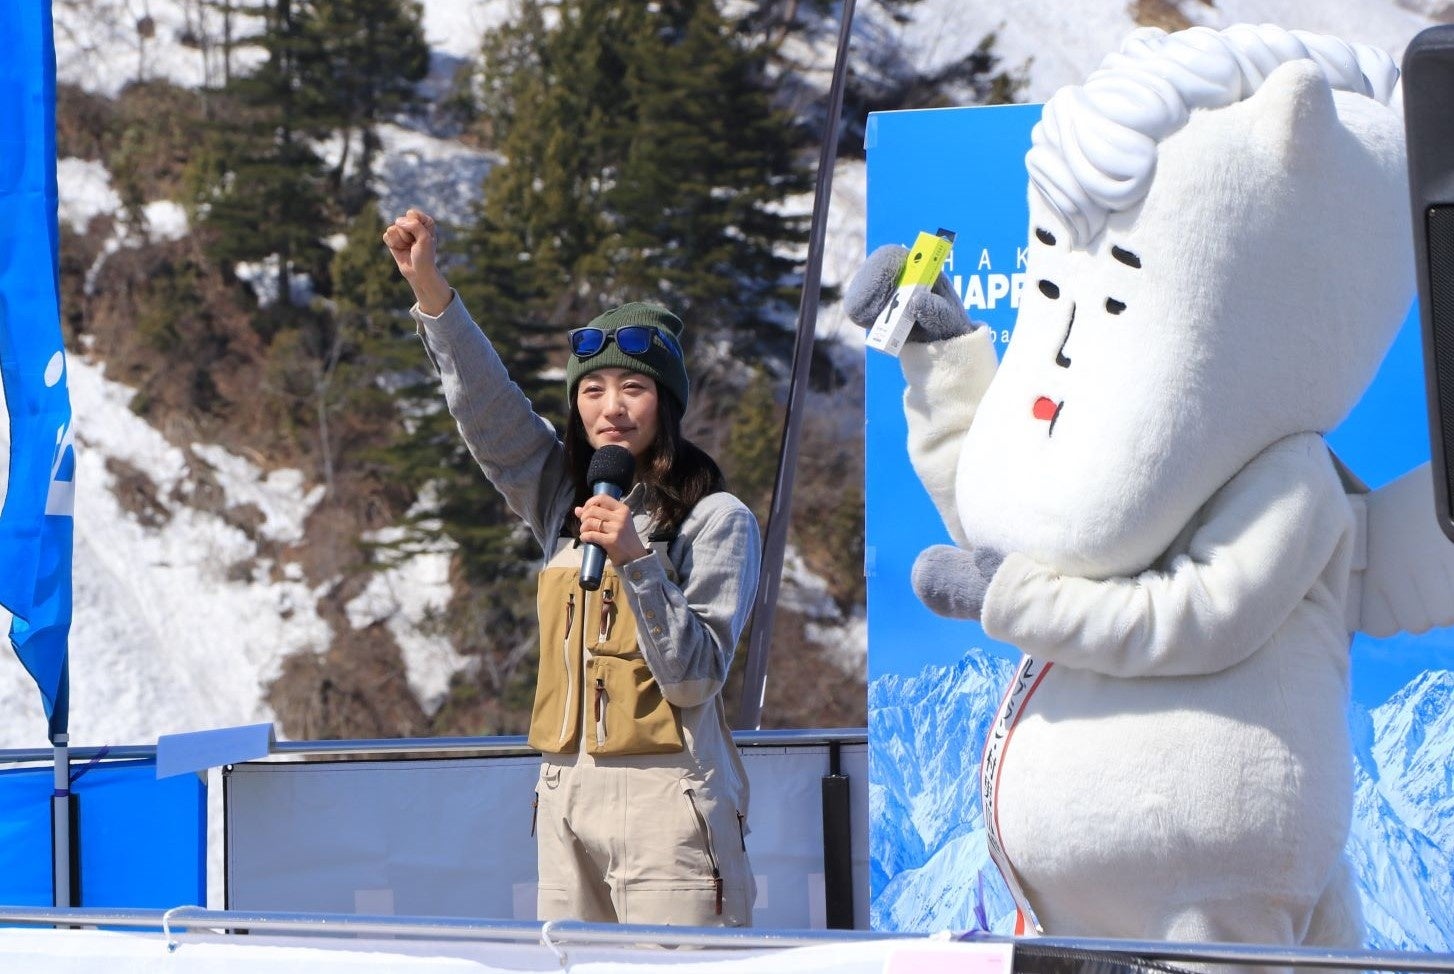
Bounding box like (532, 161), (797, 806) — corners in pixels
(1032, 396), (1063, 436)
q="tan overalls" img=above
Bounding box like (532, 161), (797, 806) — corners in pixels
(528, 537), (754, 926)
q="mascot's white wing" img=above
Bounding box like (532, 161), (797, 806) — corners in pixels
(1349, 460), (1454, 637)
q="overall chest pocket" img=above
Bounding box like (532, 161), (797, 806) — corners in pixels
(585, 567), (683, 756)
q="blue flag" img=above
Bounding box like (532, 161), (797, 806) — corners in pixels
(0, 0), (74, 742)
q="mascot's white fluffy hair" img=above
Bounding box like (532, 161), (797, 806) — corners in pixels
(1027, 24), (1400, 246)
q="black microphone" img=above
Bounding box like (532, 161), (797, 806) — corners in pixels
(579, 445), (636, 591)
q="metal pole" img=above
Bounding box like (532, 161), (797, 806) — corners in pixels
(820, 740), (854, 928)
(50, 732), (76, 909)
(736, 0), (859, 731)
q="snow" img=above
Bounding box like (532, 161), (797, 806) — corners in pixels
(187, 444), (323, 546)
(60, 160), (193, 294)
(345, 520), (461, 712)
(416, 0), (512, 60)
(234, 255), (316, 309)
(373, 124), (498, 229)
(52, 0), (267, 98)
(142, 199), (190, 241)
(57, 158), (122, 234)
(850, 0), (1434, 103)
(0, 357), (334, 749)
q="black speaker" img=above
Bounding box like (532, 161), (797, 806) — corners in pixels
(1405, 25), (1454, 543)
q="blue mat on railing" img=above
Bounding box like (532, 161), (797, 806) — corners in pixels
(0, 758), (204, 907)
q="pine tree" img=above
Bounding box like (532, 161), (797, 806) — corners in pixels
(190, 0), (430, 298)
(297, 0), (430, 209)
(461, 0), (811, 337)
(462, 0), (631, 326)
(839, 30), (1029, 159)
(182, 0), (439, 487)
(190, 0), (334, 304)
(409, 0), (625, 584)
(192, 0), (271, 88)
(604, 0), (811, 352)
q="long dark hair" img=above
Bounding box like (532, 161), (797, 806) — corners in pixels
(563, 389), (725, 538)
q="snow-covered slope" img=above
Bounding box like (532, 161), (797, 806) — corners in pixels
(0, 356), (463, 747)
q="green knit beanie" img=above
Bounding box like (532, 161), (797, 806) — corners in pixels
(566, 302), (690, 410)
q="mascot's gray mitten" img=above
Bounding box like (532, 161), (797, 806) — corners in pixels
(911, 544), (1005, 621)
(843, 244), (976, 343)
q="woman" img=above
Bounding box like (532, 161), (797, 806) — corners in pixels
(383, 208), (759, 926)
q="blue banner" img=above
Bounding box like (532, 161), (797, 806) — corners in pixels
(864, 106), (1037, 934)
(0, 759), (206, 908)
(865, 104), (1038, 687)
(0, 0), (74, 740)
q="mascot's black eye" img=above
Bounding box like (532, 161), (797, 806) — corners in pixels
(1106, 298), (1126, 315)
(1038, 280), (1060, 300)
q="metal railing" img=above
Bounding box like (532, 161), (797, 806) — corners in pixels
(0, 727), (868, 765)
(0, 906), (1450, 972)
(0, 905), (893, 951)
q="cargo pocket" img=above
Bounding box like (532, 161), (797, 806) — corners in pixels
(534, 762), (572, 908)
(584, 572), (682, 755)
(585, 653), (683, 755)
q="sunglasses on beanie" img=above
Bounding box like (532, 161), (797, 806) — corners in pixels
(568, 325), (683, 361)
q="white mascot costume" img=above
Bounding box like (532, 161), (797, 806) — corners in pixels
(848, 23), (1454, 955)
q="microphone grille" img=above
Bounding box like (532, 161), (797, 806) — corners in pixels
(586, 444), (636, 489)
